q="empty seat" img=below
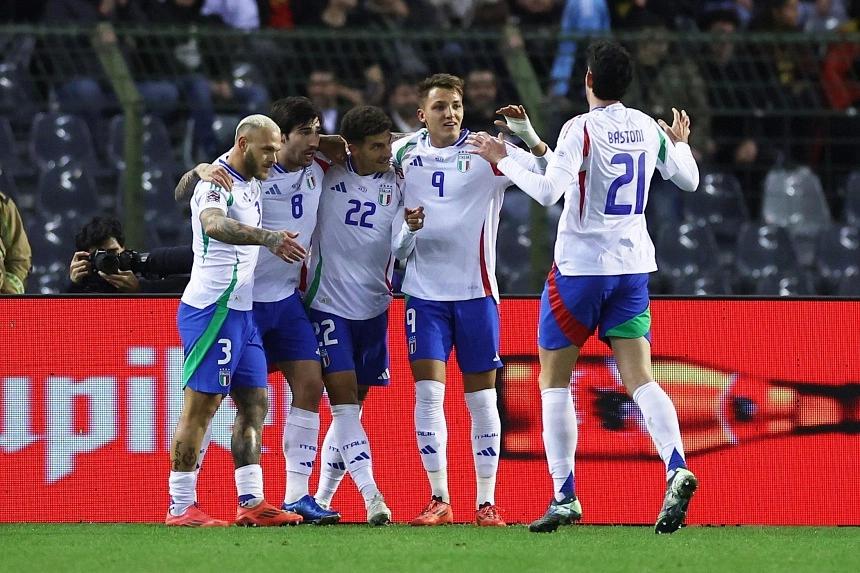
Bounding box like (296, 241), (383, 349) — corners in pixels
(682, 172), (749, 248)
(36, 164), (99, 219)
(117, 167), (181, 223)
(761, 166), (832, 265)
(843, 170), (860, 225)
(29, 113), (97, 172)
(734, 223), (800, 293)
(755, 270), (817, 296)
(815, 225), (860, 294)
(502, 189), (533, 227)
(670, 270), (734, 295)
(26, 216), (72, 294)
(655, 222), (720, 282)
(0, 63), (37, 128)
(107, 115), (177, 175)
(646, 175), (683, 239)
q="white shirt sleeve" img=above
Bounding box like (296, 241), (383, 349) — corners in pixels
(196, 181), (229, 214)
(497, 119), (584, 207)
(391, 179), (416, 261)
(654, 125), (699, 192)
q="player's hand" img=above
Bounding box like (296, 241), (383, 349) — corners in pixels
(467, 131), (509, 164)
(318, 135), (349, 165)
(98, 270), (141, 292)
(405, 206), (425, 232)
(267, 230), (307, 263)
(69, 251), (91, 284)
(195, 163), (233, 191)
(494, 104), (541, 149)
(658, 107), (691, 145)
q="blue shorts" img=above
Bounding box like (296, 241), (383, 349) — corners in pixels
(177, 302), (268, 394)
(308, 309), (390, 387)
(253, 290), (320, 365)
(405, 295), (503, 374)
(538, 268), (652, 350)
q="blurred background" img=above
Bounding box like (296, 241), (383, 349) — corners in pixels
(0, 0), (858, 296)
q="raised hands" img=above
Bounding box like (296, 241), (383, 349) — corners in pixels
(658, 108), (691, 145)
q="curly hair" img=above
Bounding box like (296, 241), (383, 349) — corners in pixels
(340, 106), (393, 144)
(75, 216), (125, 252)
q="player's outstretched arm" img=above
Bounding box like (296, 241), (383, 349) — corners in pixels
(494, 104), (550, 159)
(199, 208), (306, 263)
(656, 108), (699, 192)
(468, 132), (572, 207)
(175, 163), (233, 202)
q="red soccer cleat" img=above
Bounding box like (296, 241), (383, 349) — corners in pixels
(475, 503), (506, 527)
(236, 500), (303, 527)
(165, 504), (230, 527)
(410, 496), (454, 526)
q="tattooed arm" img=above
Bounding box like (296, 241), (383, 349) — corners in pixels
(175, 164), (234, 202)
(199, 208), (307, 262)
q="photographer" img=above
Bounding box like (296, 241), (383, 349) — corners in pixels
(68, 215), (192, 293)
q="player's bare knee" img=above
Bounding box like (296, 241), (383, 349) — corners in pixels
(231, 387), (269, 427)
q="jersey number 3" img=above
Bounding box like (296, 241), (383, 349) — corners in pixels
(605, 152), (646, 215)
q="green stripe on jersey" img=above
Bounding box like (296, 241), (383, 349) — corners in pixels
(605, 307), (651, 339)
(202, 232), (210, 261)
(657, 130), (667, 164)
(394, 131), (423, 167)
(303, 252), (324, 310)
(181, 262), (239, 386)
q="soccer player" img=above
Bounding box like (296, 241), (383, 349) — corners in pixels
(468, 39), (700, 534)
(304, 105), (425, 525)
(167, 114), (305, 527)
(391, 74), (551, 527)
(175, 97), (342, 525)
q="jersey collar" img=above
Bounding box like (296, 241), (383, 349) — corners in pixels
(218, 158), (246, 182)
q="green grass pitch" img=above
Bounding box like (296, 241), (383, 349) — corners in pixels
(1, 524), (857, 573)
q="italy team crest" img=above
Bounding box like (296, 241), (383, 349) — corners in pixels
(306, 174), (317, 190)
(378, 183), (393, 206)
(457, 151), (471, 173)
(218, 368), (231, 387)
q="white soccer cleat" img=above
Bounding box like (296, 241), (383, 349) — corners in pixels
(366, 494), (392, 526)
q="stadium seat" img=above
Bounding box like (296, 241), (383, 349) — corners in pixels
(25, 215), (73, 294)
(183, 114), (240, 166)
(0, 166), (18, 200)
(646, 176), (683, 240)
(117, 167), (182, 224)
(29, 113), (97, 172)
(843, 170), (860, 225)
(734, 223), (800, 293)
(815, 225), (860, 294)
(497, 219), (533, 294)
(502, 189), (532, 227)
(36, 164), (100, 219)
(755, 269), (817, 296)
(0, 63), (37, 129)
(761, 166), (832, 265)
(670, 269), (734, 295)
(655, 222), (720, 282)
(836, 274), (860, 296)
(682, 172), (749, 251)
(107, 115), (178, 176)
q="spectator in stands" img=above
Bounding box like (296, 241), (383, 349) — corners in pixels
(799, 0), (849, 31)
(386, 77), (423, 133)
(548, 1), (610, 99)
(306, 69), (363, 134)
(292, 0), (363, 28)
(0, 191), (31, 294)
(821, 1), (860, 173)
(67, 215), (191, 293)
(699, 5), (774, 197)
(623, 11), (713, 156)
(463, 69), (502, 133)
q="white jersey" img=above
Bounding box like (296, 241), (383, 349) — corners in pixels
(181, 153), (263, 311)
(497, 102), (699, 276)
(392, 128), (546, 302)
(305, 157), (414, 320)
(252, 156), (329, 303)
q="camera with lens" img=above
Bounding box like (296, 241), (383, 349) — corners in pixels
(89, 249), (148, 275)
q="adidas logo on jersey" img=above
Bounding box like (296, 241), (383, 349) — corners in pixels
(265, 183), (283, 195)
(330, 182), (347, 193)
(410, 157), (423, 167)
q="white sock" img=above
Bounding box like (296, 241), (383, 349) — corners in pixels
(283, 407), (320, 504)
(465, 388), (501, 507)
(168, 471), (197, 516)
(193, 424), (213, 502)
(315, 422), (346, 508)
(632, 381), (687, 478)
(541, 387), (578, 502)
(235, 464), (264, 508)
(332, 404), (380, 503)
(415, 379), (449, 502)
